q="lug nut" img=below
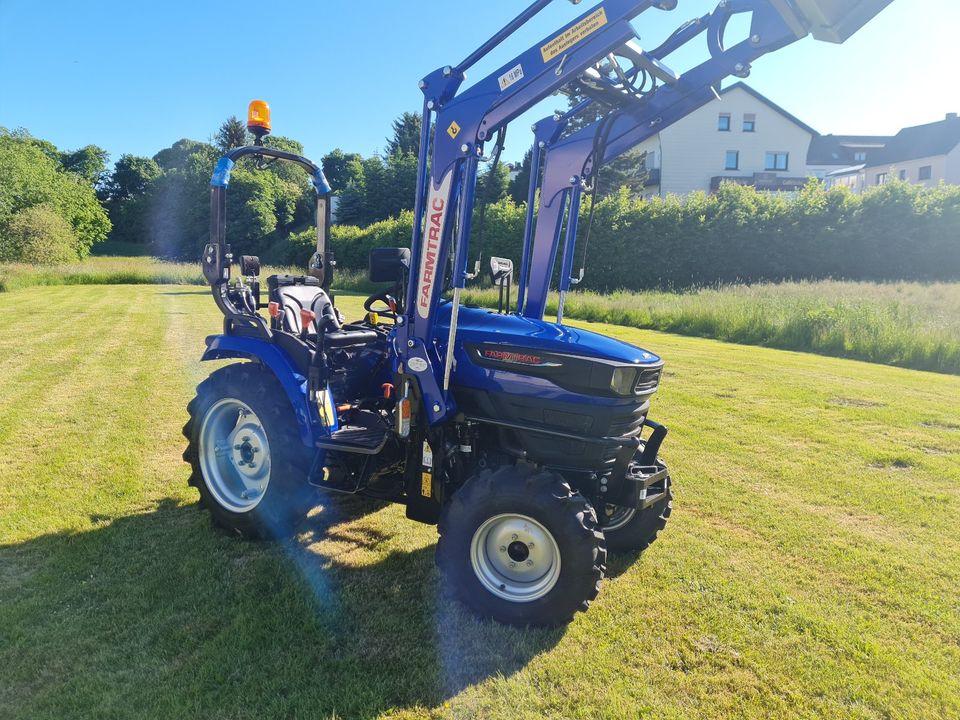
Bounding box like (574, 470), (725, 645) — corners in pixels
(511, 533), (518, 540)
(509, 561), (516, 568)
(499, 545), (506, 553)
(526, 559), (534, 566)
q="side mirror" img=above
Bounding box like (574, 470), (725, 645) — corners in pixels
(369, 247), (411, 283)
(239, 255), (260, 277)
(488, 256), (514, 314)
(489, 256), (514, 287)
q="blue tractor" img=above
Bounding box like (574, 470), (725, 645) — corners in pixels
(184, 0), (892, 625)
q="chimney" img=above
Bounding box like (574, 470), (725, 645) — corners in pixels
(948, 113), (959, 120)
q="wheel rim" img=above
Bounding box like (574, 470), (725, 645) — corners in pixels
(601, 504), (637, 532)
(198, 398), (271, 513)
(469, 513), (561, 603)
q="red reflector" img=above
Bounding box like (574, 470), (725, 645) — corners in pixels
(268, 301), (280, 318)
(382, 383), (394, 399)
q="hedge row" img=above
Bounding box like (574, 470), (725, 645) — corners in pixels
(265, 180), (960, 290)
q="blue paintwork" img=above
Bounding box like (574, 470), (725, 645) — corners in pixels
(201, 334), (338, 446)
(435, 303), (660, 365)
(210, 157), (235, 188)
(311, 168), (332, 195)
(436, 304), (660, 406)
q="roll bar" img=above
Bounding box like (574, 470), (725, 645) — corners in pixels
(201, 146), (333, 333)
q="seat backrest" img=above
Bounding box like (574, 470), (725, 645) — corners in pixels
(267, 275), (339, 335)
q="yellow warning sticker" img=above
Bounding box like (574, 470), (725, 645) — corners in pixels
(421, 471), (432, 498)
(540, 8), (608, 63)
(447, 121), (461, 140)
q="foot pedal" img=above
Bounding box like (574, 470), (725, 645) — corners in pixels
(317, 425), (389, 455)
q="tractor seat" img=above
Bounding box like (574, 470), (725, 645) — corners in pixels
(266, 275), (378, 347)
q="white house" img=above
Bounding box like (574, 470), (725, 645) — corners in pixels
(634, 82), (817, 197)
(861, 113), (960, 190)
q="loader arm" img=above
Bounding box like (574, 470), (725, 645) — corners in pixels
(399, 0), (683, 427)
(401, 0), (892, 425)
(517, 0), (892, 320)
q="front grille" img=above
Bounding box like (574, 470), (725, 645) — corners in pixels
(634, 367), (662, 394)
(608, 405), (646, 437)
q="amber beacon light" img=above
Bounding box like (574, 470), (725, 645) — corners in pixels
(247, 100), (271, 144)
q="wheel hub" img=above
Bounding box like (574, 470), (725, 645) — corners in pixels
(470, 514), (561, 602)
(601, 503), (637, 531)
(199, 399), (272, 513)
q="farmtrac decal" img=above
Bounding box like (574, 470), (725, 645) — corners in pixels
(416, 172), (453, 319)
(480, 347), (562, 368)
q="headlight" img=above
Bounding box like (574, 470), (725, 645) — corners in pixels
(609, 366), (638, 396)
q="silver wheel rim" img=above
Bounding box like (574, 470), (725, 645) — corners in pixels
(469, 513), (561, 602)
(601, 504), (637, 532)
(198, 398), (271, 513)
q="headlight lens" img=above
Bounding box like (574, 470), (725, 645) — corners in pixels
(609, 366), (638, 396)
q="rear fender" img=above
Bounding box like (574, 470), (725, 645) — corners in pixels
(201, 334), (317, 447)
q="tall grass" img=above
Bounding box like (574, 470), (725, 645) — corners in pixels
(461, 280), (960, 375)
(3, 256), (958, 374)
(0, 256), (376, 294)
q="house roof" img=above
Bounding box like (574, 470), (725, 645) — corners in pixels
(867, 114), (960, 167)
(720, 82), (819, 136)
(807, 134), (893, 166)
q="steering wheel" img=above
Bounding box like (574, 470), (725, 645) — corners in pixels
(364, 289), (398, 319)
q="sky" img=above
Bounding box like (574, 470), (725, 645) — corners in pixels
(1, 0), (958, 167)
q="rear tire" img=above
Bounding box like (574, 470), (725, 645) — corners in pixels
(437, 465), (606, 626)
(182, 363), (315, 539)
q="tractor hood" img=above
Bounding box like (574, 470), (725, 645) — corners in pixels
(435, 303), (661, 366)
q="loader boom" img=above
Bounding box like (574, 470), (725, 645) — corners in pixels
(400, 0), (892, 421)
(515, 0), (892, 320)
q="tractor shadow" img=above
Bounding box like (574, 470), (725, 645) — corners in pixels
(1, 496), (565, 718)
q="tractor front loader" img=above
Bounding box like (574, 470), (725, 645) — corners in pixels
(184, 0), (893, 626)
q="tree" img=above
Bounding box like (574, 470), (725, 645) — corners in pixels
(508, 149), (534, 204)
(478, 161), (510, 207)
(322, 148), (363, 192)
(0, 204), (77, 264)
(215, 116), (249, 153)
(101, 154), (161, 203)
(61, 145), (109, 187)
(0, 129), (110, 257)
(385, 112), (421, 156)
(153, 138), (213, 171)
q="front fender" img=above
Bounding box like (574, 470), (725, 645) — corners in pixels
(201, 334), (317, 447)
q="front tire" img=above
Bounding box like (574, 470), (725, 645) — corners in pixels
(599, 477), (672, 554)
(183, 363), (315, 538)
(437, 465), (606, 626)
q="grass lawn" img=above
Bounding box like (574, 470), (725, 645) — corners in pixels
(1, 284), (959, 719)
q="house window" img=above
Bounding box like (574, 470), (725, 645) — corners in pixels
(899, 169), (907, 181)
(765, 152), (789, 171)
(725, 151), (740, 170)
(718, 114), (731, 131)
(876, 172), (887, 185)
(854, 151), (867, 162)
(743, 114), (756, 132)
(919, 165), (932, 180)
